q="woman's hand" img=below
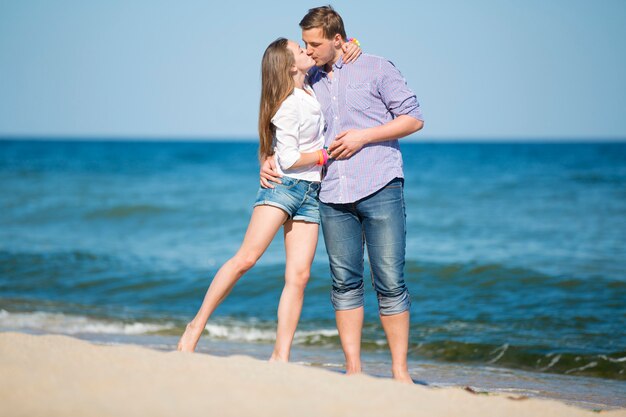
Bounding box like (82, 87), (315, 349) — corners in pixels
(342, 40), (362, 64)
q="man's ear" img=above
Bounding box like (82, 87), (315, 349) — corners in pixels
(333, 33), (343, 47)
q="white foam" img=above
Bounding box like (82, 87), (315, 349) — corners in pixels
(539, 354), (562, 371)
(204, 323), (275, 342)
(0, 309), (174, 335)
(204, 322), (338, 344)
(487, 343), (509, 364)
(0, 309), (340, 343)
(565, 361), (598, 374)
(598, 355), (626, 363)
(294, 328), (339, 344)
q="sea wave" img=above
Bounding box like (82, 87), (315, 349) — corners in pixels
(1, 308), (624, 381)
(204, 322), (339, 345)
(411, 340), (626, 381)
(0, 309), (175, 335)
(0, 309), (339, 344)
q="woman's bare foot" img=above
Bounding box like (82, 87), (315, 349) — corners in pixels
(177, 322), (204, 352)
(345, 360), (362, 375)
(392, 368), (414, 384)
(268, 351), (288, 362)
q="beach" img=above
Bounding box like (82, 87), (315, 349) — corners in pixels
(2, 0), (626, 412)
(1, 331), (623, 417)
(1, 140), (625, 411)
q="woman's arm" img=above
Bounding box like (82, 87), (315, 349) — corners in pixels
(342, 37), (362, 64)
(272, 96), (326, 171)
(288, 150), (324, 169)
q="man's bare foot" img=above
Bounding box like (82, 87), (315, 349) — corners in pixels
(392, 368), (414, 384)
(177, 322), (204, 352)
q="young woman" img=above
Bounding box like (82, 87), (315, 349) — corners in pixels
(177, 38), (359, 361)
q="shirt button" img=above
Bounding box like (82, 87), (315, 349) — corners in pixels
(332, 97), (336, 100)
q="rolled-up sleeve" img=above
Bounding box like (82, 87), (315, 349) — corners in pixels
(377, 60), (423, 121)
(271, 96), (301, 170)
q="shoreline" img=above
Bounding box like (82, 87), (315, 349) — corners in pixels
(3, 328), (625, 410)
(1, 332), (624, 417)
(13, 328), (626, 410)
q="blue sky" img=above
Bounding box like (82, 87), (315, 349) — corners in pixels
(1, 0), (625, 140)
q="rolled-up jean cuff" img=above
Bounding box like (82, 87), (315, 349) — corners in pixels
(377, 289), (411, 316)
(331, 286), (365, 311)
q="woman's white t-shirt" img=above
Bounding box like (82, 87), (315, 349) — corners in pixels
(271, 86), (325, 182)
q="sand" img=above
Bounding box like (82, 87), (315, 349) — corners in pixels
(0, 332), (623, 417)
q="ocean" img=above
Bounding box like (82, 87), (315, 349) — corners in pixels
(1, 140), (625, 408)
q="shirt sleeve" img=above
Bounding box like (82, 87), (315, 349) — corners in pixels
(377, 59), (423, 121)
(271, 96), (301, 170)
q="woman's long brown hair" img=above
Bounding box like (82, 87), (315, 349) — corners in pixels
(258, 38), (295, 161)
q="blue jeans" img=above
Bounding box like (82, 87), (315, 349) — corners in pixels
(320, 178), (410, 316)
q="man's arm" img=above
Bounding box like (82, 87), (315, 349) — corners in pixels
(328, 59), (423, 160)
(260, 156), (281, 189)
(328, 115), (423, 160)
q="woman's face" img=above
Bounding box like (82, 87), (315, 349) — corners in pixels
(287, 40), (316, 74)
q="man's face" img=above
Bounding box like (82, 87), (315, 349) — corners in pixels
(302, 27), (337, 67)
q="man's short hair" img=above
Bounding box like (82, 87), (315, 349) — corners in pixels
(299, 5), (347, 41)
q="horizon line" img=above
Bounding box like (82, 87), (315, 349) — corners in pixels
(1, 135), (626, 144)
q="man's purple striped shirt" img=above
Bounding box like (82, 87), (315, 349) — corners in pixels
(307, 53), (423, 204)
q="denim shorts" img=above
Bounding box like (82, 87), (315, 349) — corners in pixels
(254, 176), (321, 224)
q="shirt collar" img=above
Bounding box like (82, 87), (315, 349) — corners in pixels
(333, 55), (345, 69)
(317, 55), (345, 75)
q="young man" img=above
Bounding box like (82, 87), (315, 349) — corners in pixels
(261, 6), (423, 382)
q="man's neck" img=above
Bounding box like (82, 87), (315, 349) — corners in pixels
(323, 48), (344, 75)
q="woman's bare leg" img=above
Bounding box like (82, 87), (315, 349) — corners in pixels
(177, 205), (288, 352)
(270, 220), (318, 362)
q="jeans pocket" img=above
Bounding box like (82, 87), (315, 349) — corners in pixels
(275, 176), (300, 190)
